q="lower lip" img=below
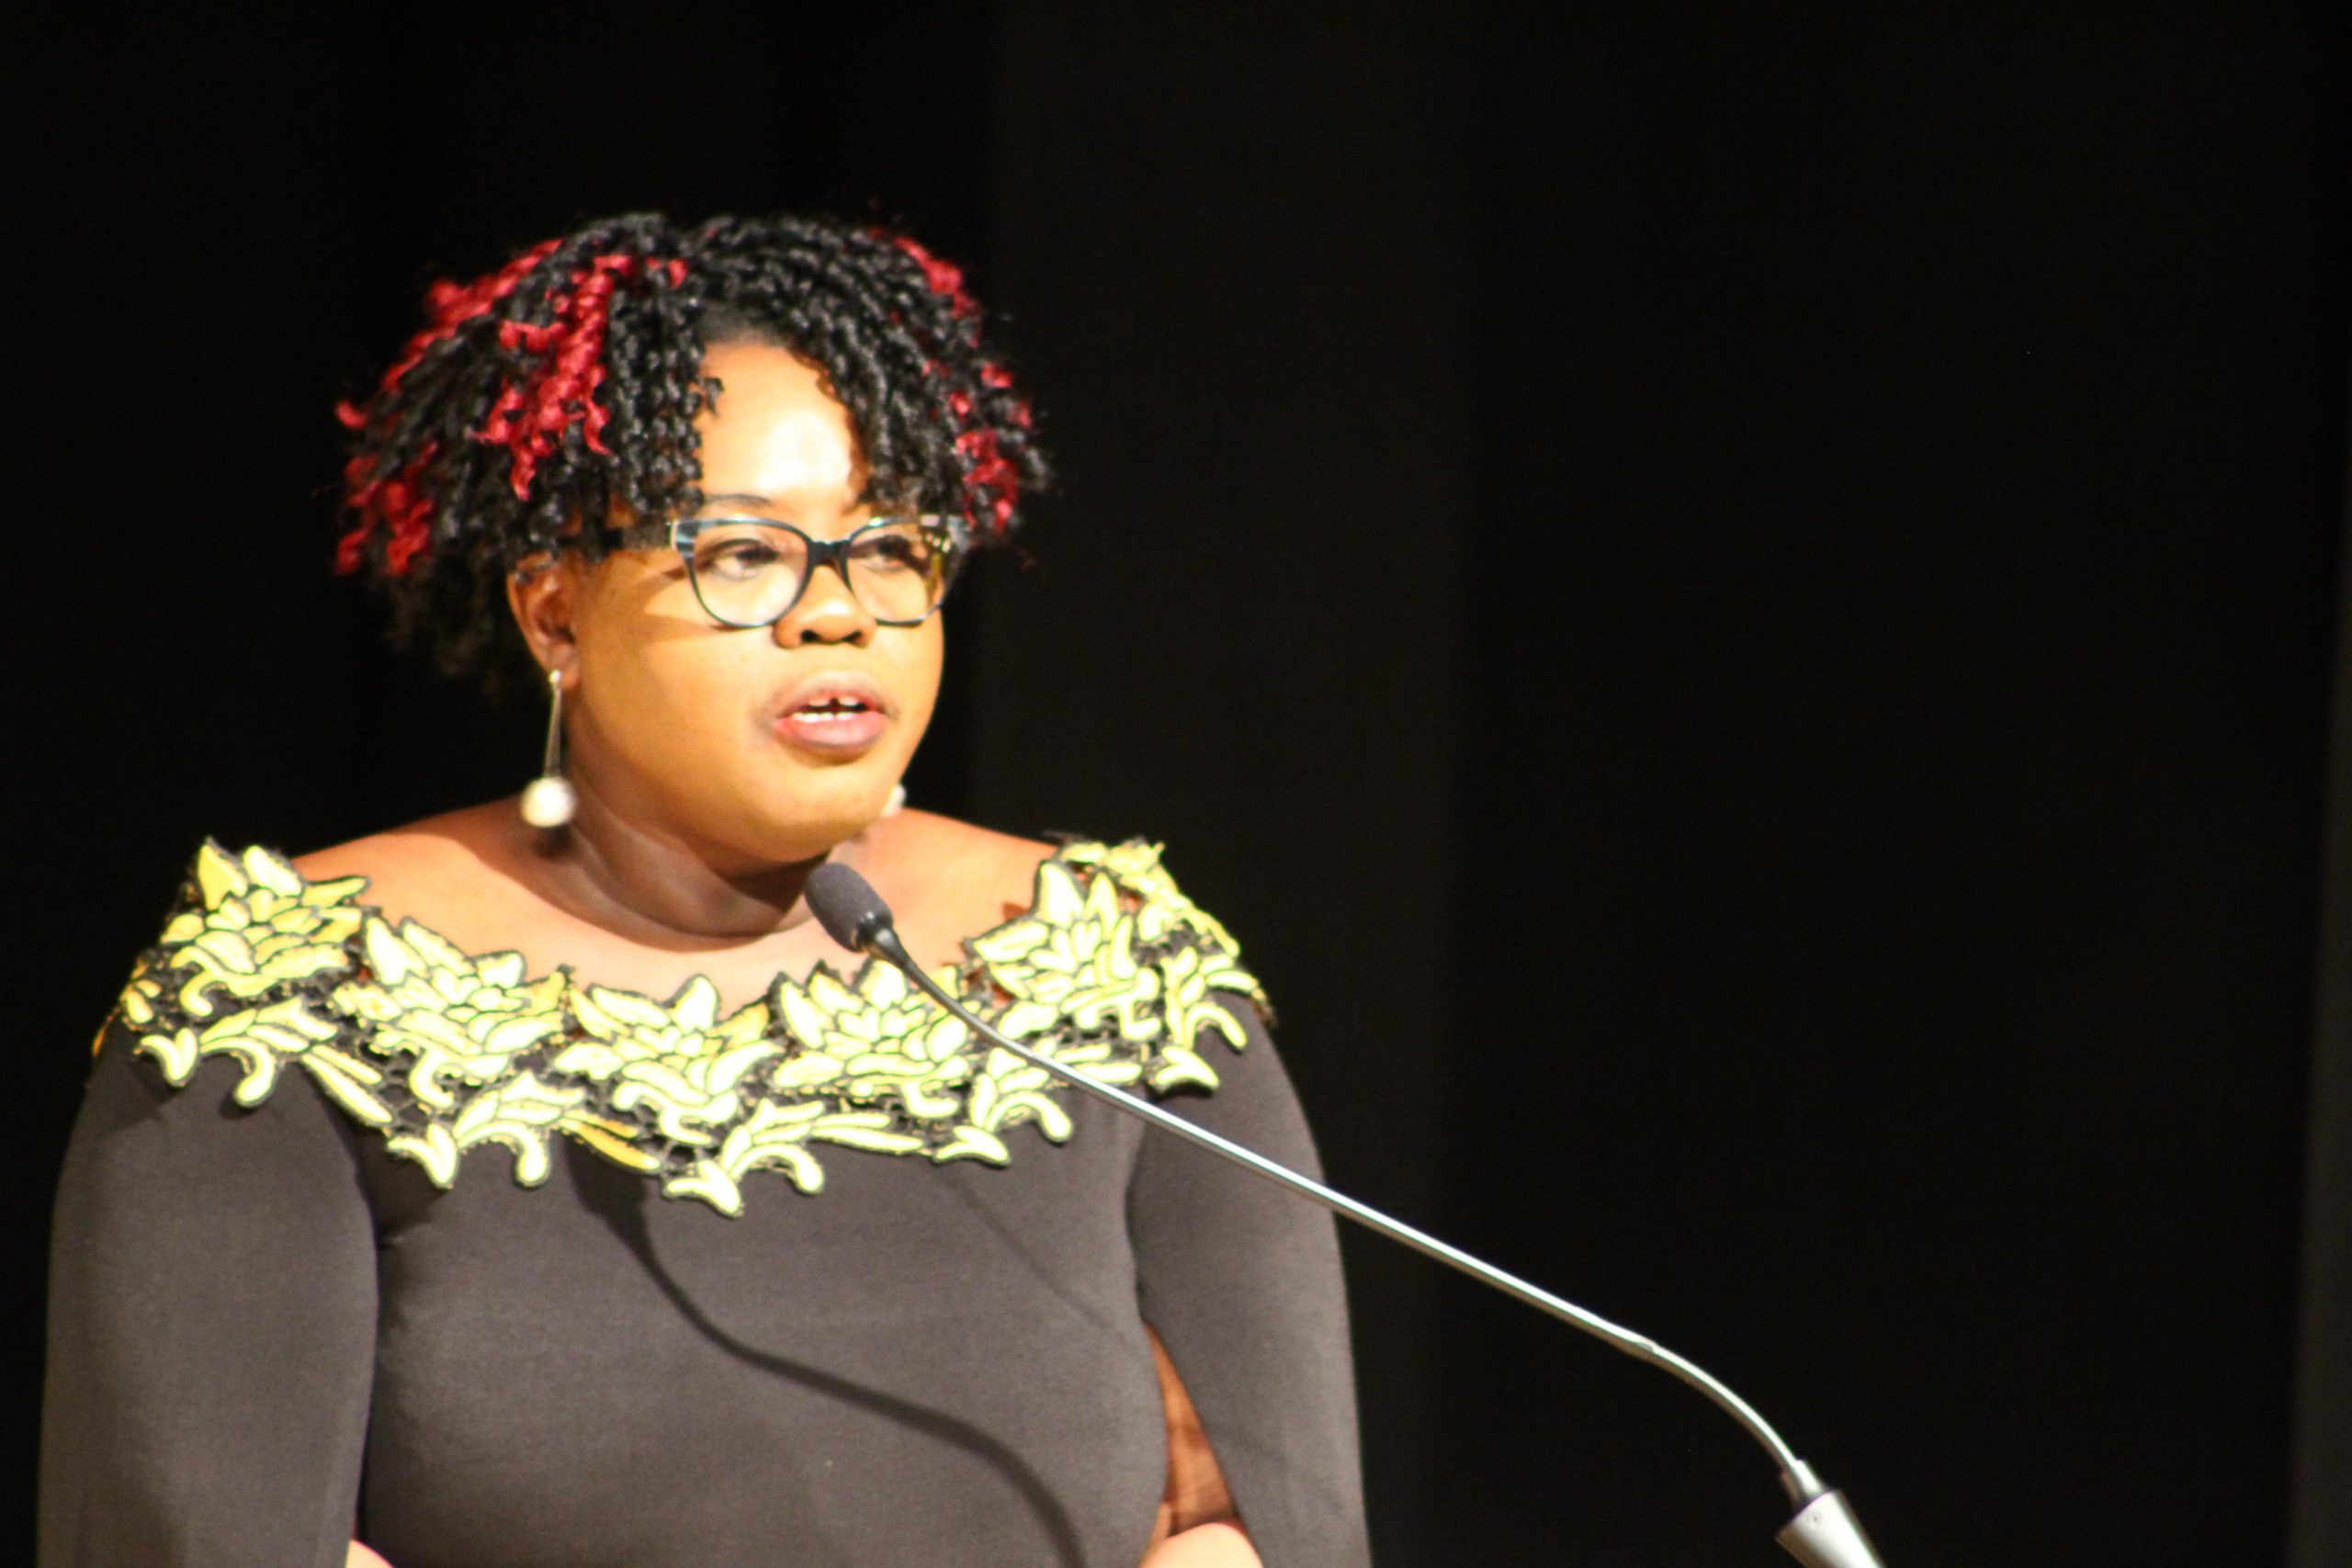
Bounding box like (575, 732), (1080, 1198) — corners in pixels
(775, 705), (888, 751)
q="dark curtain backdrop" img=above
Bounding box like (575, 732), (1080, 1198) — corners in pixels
(10, 5), (2346, 1566)
(2293, 403), (2352, 1568)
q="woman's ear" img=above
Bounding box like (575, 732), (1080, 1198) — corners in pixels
(506, 553), (581, 678)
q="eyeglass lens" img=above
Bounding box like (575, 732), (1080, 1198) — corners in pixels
(687, 520), (952, 626)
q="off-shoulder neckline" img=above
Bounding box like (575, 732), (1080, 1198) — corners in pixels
(127, 837), (1261, 1211)
(197, 834), (1109, 1025)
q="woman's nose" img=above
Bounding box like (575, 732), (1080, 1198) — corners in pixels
(774, 560), (876, 646)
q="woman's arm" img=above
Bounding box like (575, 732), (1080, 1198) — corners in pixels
(1141, 1331), (1261, 1565)
(1149, 1323), (1238, 1536)
(1126, 996), (1371, 1568)
(41, 1024), (380, 1566)
(1142, 1521), (1261, 1567)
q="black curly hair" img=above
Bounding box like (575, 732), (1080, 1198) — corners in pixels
(334, 211), (1047, 685)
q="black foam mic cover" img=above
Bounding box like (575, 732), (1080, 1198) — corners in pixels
(805, 861), (896, 952)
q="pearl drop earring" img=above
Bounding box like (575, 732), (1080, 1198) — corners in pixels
(519, 667), (578, 829)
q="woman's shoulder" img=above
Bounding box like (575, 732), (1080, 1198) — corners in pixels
(288, 801), (520, 916)
(866, 809), (1060, 955)
(275, 801), (593, 980)
(869, 817), (1250, 967)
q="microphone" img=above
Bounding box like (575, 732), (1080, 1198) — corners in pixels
(804, 861), (1885, 1568)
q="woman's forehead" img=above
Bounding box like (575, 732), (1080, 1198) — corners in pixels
(696, 342), (868, 507)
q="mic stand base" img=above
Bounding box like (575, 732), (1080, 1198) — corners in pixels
(1779, 1488), (1883, 1567)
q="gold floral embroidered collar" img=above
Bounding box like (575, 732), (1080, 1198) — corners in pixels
(113, 840), (1264, 1215)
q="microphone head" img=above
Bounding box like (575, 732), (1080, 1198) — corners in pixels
(805, 861), (897, 953)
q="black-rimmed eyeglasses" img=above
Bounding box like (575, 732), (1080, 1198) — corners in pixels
(597, 515), (964, 628)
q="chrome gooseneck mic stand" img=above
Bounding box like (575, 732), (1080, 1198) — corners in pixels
(804, 863), (1885, 1568)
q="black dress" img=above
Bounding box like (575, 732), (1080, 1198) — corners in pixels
(41, 840), (1367, 1568)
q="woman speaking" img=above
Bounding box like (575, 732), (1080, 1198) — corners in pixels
(40, 212), (1367, 1568)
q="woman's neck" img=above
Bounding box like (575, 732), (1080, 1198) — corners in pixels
(527, 768), (842, 953)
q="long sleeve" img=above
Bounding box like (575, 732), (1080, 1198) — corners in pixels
(1127, 996), (1371, 1568)
(41, 1020), (380, 1568)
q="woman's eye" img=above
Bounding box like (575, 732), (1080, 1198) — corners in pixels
(700, 542), (785, 579)
(854, 536), (931, 573)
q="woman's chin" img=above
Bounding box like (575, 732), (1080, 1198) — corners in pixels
(723, 783), (899, 863)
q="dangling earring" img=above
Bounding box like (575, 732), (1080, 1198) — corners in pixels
(519, 667), (578, 829)
(883, 783), (908, 818)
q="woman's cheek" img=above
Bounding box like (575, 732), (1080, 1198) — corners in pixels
(594, 640), (755, 800)
(888, 622), (947, 739)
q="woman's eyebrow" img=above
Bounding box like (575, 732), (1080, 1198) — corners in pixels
(700, 492), (774, 508)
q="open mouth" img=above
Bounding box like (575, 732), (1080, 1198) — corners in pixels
(775, 685), (890, 751)
(793, 695), (874, 724)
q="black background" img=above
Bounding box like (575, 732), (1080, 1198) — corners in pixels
(10, 4), (2348, 1565)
